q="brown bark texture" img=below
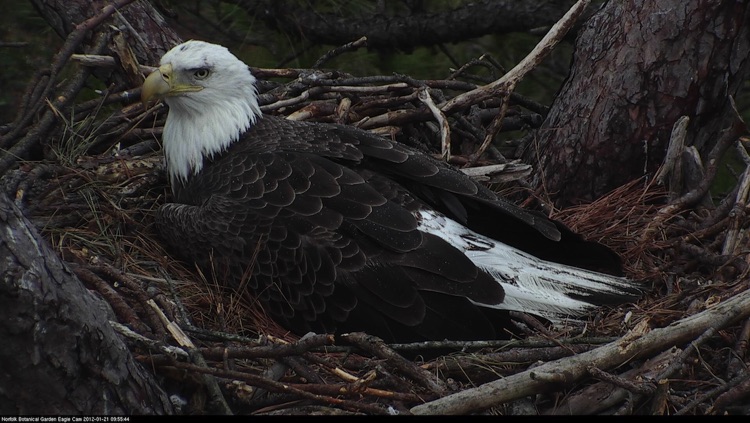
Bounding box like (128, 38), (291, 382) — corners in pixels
(0, 0), (182, 415)
(0, 192), (172, 415)
(30, 0), (182, 66)
(524, 0), (750, 207)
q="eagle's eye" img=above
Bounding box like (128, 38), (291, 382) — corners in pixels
(194, 68), (210, 79)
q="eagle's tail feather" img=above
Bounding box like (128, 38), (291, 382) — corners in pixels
(417, 209), (640, 323)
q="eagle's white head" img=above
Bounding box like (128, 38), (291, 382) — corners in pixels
(141, 40), (262, 188)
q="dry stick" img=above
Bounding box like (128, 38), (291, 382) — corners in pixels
(286, 381), (433, 404)
(509, 310), (556, 338)
(438, 0), (590, 116)
(189, 352), (234, 415)
(294, 73), (476, 91)
(313, 36), (368, 69)
(279, 356), (326, 384)
(297, 349), (374, 386)
(335, 97), (352, 124)
(110, 320), (189, 360)
(169, 362), (391, 415)
(708, 372), (750, 414)
(652, 325), (721, 383)
(444, 0), (588, 165)
(183, 326), (261, 344)
(418, 87), (451, 161)
(90, 262), (166, 338)
(248, 333), (329, 401)
(671, 214), (732, 248)
(72, 53), (155, 74)
(355, 109), (430, 130)
(410, 288), (750, 415)
(459, 163), (532, 184)
(286, 101), (337, 121)
(676, 242), (747, 274)
(325, 83), (411, 93)
(654, 116), (690, 201)
(261, 89), (313, 112)
(341, 332), (449, 396)
(432, 344), (595, 380)
(727, 318), (750, 378)
(587, 366), (655, 395)
(654, 116), (690, 187)
(390, 336), (617, 353)
(449, 55), (497, 81)
(147, 298), (233, 414)
(649, 379), (671, 415)
(259, 85), (411, 113)
(198, 334), (334, 360)
(468, 93), (511, 165)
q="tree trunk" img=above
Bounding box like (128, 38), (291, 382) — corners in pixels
(523, 0), (750, 208)
(0, 192), (173, 414)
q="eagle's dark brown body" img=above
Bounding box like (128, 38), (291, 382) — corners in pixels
(156, 115), (636, 342)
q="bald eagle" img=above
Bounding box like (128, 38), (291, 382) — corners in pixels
(142, 40), (639, 343)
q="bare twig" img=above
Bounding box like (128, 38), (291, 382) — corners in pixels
(197, 334), (334, 360)
(313, 36), (368, 69)
(468, 91), (511, 164)
(587, 366), (655, 395)
(417, 87), (451, 161)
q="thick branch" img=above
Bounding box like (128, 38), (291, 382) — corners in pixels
(237, 0), (580, 51)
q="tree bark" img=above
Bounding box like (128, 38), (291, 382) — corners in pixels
(523, 0), (750, 208)
(30, 0), (182, 66)
(0, 0), (183, 414)
(0, 192), (173, 415)
(236, 0), (581, 51)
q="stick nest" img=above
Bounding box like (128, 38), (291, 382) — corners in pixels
(3, 45), (750, 416)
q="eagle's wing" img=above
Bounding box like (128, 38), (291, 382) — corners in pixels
(157, 128), (509, 341)
(252, 115), (624, 274)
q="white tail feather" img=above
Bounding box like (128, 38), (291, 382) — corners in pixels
(416, 209), (635, 323)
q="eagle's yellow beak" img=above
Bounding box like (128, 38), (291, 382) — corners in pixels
(141, 63), (203, 109)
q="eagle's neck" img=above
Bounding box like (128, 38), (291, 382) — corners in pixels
(162, 84), (261, 190)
